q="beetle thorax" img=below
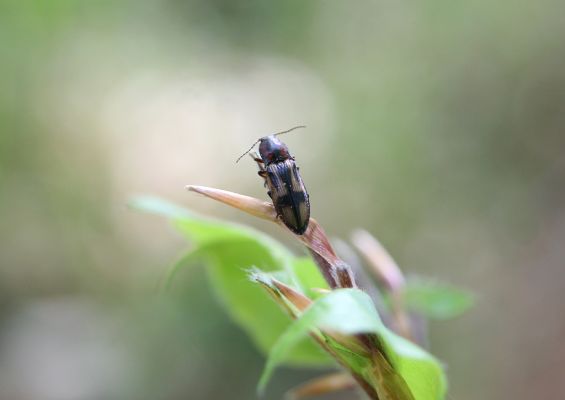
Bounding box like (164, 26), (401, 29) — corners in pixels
(259, 136), (291, 164)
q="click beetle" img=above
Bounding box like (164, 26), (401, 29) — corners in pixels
(236, 126), (310, 235)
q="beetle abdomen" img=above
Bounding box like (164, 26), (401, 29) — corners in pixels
(266, 160), (310, 234)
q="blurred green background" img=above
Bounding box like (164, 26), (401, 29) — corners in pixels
(1, 1), (565, 399)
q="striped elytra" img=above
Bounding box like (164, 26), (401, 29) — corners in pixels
(263, 158), (310, 234)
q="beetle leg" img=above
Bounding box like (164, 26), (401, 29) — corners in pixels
(256, 165), (268, 185)
(253, 156), (266, 171)
(258, 170), (269, 188)
(253, 154), (270, 188)
(250, 152), (263, 163)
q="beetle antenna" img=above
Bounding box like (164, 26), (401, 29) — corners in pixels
(235, 138), (261, 163)
(274, 125), (306, 137)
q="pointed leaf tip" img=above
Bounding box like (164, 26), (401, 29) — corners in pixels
(186, 185), (277, 221)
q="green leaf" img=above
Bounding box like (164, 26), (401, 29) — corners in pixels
(130, 196), (288, 251)
(131, 196), (331, 367)
(402, 279), (475, 320)
(258, 289), (446, 400)
(291, 257), (329, 299)
(377, 326), (446, 400)
(130, 195), (195, 220)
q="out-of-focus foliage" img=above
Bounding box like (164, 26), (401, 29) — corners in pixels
(1, 0), (565, 399)
(401, 279), (475, 320)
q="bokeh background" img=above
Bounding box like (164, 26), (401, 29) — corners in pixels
(1, 1), (565, 399)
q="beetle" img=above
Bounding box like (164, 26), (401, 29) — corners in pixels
(236, 126), (310, 235)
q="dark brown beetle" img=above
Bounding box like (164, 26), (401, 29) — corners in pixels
(236, 126), (310, 235)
